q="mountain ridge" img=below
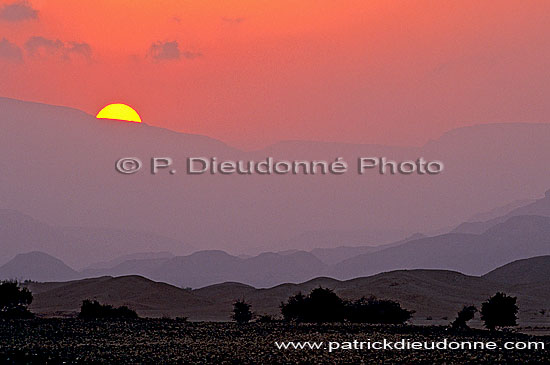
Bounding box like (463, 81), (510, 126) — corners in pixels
(3, 97), (550, 255)
(24, 255), (550, 326)
(4, 214), (550, 287)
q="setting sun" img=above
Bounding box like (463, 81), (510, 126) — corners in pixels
(96, 104), (142, 123)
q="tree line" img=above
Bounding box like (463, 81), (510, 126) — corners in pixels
(0, 281), (138, 320)
(1, 280), (520, 330)
(233, 287), (520, 331)
(231, 287), (413, 324)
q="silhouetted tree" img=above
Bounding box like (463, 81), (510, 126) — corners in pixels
(0, 280), (34, 319)
(281, 289), (413, 324)
(481, 292), (518, 330)
(79, 300), (138, 320)
(451, 305), (477, 330)
(280, 292), (306, 322)
(232, 299), (253, 324)
(281, 288), (345, 323)
(346, 296), (413, 324)
(306, 287), (345, 322)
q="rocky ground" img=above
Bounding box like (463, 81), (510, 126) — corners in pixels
(1, 319), (549, 364)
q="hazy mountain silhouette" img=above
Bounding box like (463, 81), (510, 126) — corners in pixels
(280, 229), (411, 261)
(0, 209), (193, 268)
(80, 250), (327, 288)
(3, 96), (550, 258)
(453, 190), (550, 234)
(0, 252), (80, 282)
(5, 214), (550, 287)
(83, 252), (175, 271)
(466, 199), (536, 222)
(332, 215), (550, 278)
(309, 233), (426, 265)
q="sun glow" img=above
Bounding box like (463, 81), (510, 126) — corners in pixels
(96, 104), (142, 123)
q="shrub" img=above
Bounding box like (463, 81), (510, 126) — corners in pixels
(280, 292), (306, 322)
(281, 288), (345, 323)
(0, 281), (34, 319)
(481, 292), (518, 330)
(451, 305), (477, 330)
(79, 300), (138, 320)
(232, 299), (253, 324)
(281, 288), (412, 324)
(305, 287), (346, 323)
(346, 296), (413, 324)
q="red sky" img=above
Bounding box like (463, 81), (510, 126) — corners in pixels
(1, 0), (549, 149)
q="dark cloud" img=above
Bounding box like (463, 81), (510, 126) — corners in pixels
(222, 17), (245, 24)
(0, 1), (38, 22)
(24, 36), (92, 60)
(25, 36), (63, 56)
(0, 38), (23, 62)
(66, 42), (92, 59)
(148, 41), (180, 60)
(181, 50), (202, 59)
(148, 41), (201, 61)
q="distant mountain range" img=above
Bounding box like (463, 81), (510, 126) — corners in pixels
(332, 214), (550, 278)
(3, 96), (550, 290)
(0, 251), (79, 282)
(3, 189), (550, 287)
(82, 252), (175, 271)
(81, 249), (328, 288)
(24, 255), (550, 327)
(2, 97), (550, 259)
(0, 209), (194, 268)
(452, 190), (550, 234)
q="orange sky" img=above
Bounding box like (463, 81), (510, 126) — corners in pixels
(1, 0), (549, 149)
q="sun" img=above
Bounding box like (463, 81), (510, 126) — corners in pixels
(96, 103), (142, 123)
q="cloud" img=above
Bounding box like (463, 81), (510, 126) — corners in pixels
(25, 36), (63, 56)
(0, 1), (38, 22)
(24, 36), (92, 60)
(0, 38), (23, 62)
(222, 17), (245, 24)
(147, 41), (201, 61)
(181, 50), (202, 59)
(66, 42), (92, 59)
(148, 41), (180, 60)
